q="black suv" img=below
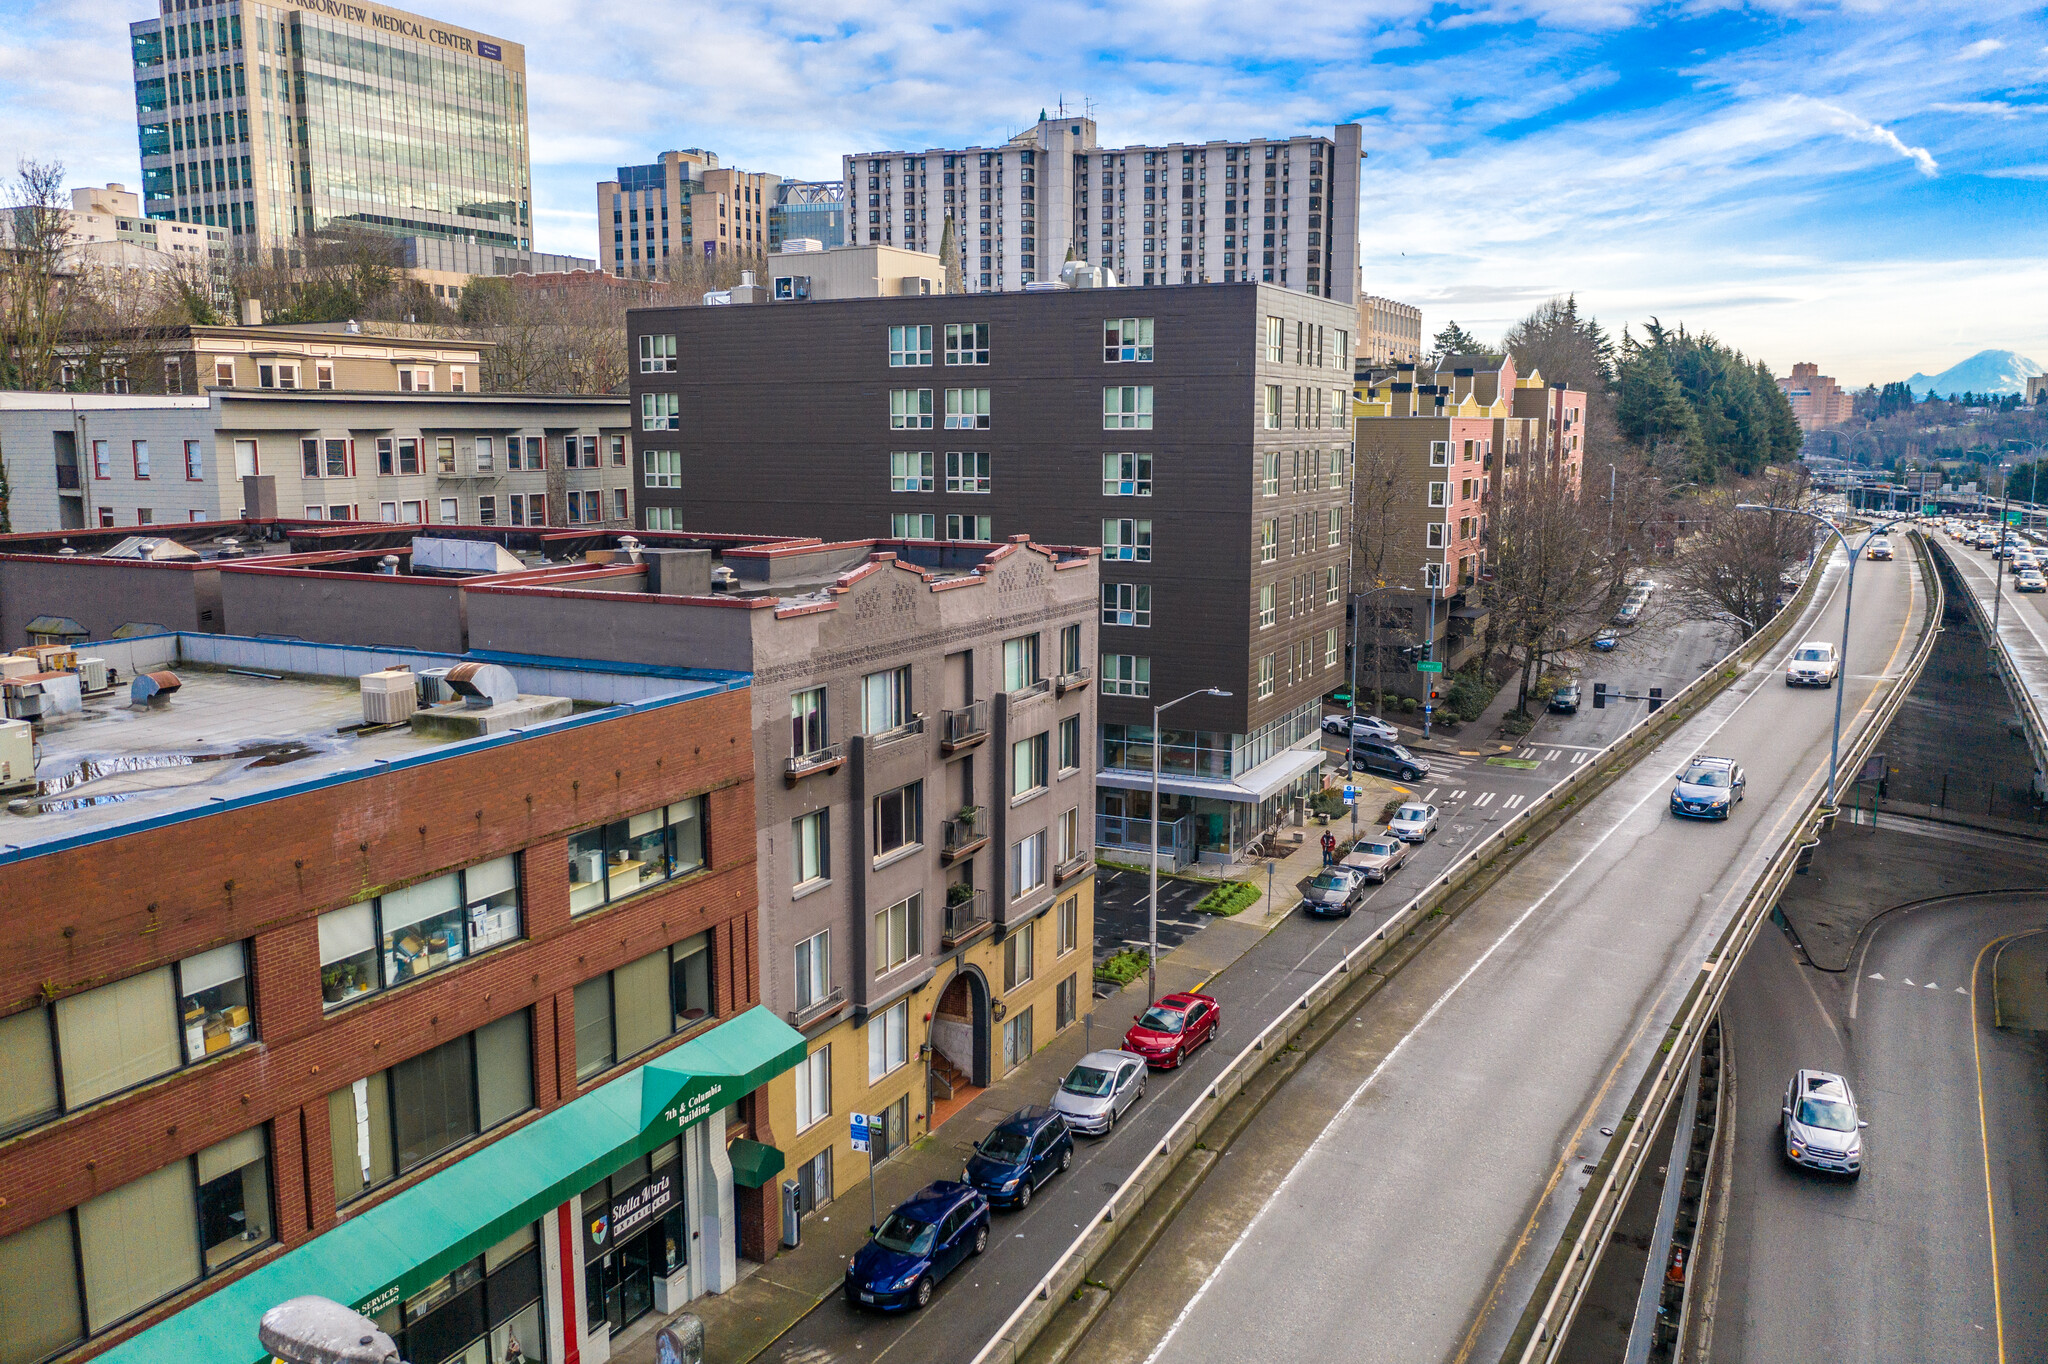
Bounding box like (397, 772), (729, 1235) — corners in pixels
(1350, 737), (1431, 782)
(1549, 683), (1581, 714)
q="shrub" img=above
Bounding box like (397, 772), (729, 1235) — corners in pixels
(1096, 949), (1149, 985)
(1195, 881), (1262, 916)
(1401, 696), (1419, 713)
(1446, 667), (1491, 722)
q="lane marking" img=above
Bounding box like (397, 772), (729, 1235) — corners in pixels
(1473, 791), (1497, 807)
(1970, 934), (2015, 1364)
(1503, 794), (1525, 810)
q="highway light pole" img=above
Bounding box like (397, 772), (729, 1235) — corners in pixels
(1736, 503), (1919, 807)
(1149, 686), (1230, 1005)
(1421, 565), (1442, 738)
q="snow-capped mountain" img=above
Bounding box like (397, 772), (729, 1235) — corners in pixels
(1905, 349), (2042, 398)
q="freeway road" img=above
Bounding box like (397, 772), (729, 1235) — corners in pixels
(1712, 875), (2048, 1363)
(1942, 530), (2048, 721)
(1064, 541), (1926, 1364)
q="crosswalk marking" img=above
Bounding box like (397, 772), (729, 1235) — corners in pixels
(1449, 789), (1466, 800)
(1422, 788), (1439, 802)
(1570, 752), (1589, 766)
(1502, 793), (1525, 810)
(1925, 981), (1939, 989)
(1472, 791), (1497, 807)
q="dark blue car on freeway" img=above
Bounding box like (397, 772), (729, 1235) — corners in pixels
(964, 1105), (1074, 1208)
(844, 1181), (990, 1311)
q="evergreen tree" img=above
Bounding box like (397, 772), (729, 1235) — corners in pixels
(1499, 294), (1614, 392)
(1429, 320), (1485, 364)
(938, 215), (964, 295)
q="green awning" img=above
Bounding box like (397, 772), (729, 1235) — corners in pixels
(727, 1138), (785, 1189)
(97, 1008), (805, 1364)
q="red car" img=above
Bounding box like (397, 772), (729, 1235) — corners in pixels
(1122, 991), (1220, 1068)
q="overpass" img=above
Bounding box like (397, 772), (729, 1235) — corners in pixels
(1931, 529), (2048, 800)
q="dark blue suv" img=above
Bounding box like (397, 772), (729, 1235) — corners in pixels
(965, 1105), (1074, 1208)
(844, 1181), (990, 1311)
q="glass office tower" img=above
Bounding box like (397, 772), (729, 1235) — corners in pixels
(131, 0), (530, 255)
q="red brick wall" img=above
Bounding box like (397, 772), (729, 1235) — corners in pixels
(0, 685), (761, 1351)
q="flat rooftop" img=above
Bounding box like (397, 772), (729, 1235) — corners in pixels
(1, 634), (743, 863)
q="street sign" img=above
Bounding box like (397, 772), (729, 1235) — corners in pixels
(2007, 510), (2023, 525)
(849, 1113), (871, 1153)
(1416, 660), (1444, 673)
(1342, 784), (1358, 804)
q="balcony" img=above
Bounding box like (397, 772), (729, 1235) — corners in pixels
(941, 888), (991, 948)
(941, 814), (988, 864)
(1055, 850), (1093, 884)
(867, 713), (926, 749)
(941, 701), (988, 753)
(788, 986), (846, 1030)
(1055, 665), (1093, 695)
(784, 741), (845, 785)
(1006, 676), (1052, 706)
(55, 465), (80, 491)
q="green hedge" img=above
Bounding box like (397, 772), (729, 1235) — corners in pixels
(1096, 948), (1149, 985)
(1195, 881), (1262, 916)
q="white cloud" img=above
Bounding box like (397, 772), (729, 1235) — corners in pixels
(1812, 102), (1939, 176)
(1956, 38), (2005, 58)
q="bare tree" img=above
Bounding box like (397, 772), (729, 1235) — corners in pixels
(1, 159), (80, 390)
(1483, 453), (1623, 713)
(1664, 470), (1816, 638)
(1349, 434), (1413, 710)
(454, 278), (632, 394)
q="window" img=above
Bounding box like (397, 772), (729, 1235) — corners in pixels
(791, 686), (828, 758)
(1103, 316), (1154, 363)
(316, 857), (520, 1009)
(477, 496), (497, 525)
(1264, 385), (1282, 428)
(1428, 482), (1448, 508)
(1103, 517), (1152, 561)
(1103, 385), (1153, 429)
(1102, 653), (1151, 697)
(1103, 452), (1151, 496)
(214, 357), (235, 386)
(131, 440), (150, 479)
(1002, 1007), (1034, 1073)
(994, 634), (1036, 693)
(1257, 654), (1275, 698)
(233, 439), (257, 477)
(317, 361), (334, 390)
(1010, 831), (1046, 902)
(1103, 582), (1151, 627)
(473, 436), (494, 473)
(1053, 717), (1082, 780)
(638, 333), (677, 372)
(945, 450), (991, 492)
(1266, 315), (1284, 362)
(565, 798), (708, 915)
(1057, 975), (1078, 1030)
(164, 357), (183, 394)
(1328, 448), (1345, 489)
(890, 450), (935, 492)
(1259, 582), (1277, 627)
(609, 434), (627, 466)
(1430, 440), (1451, 466)
(873, 895), (921, 977)
(873, 781), (923, 857)
(1003, 919), (1035, 990)
(90, 440), (110, 479)
(329, 1011), (532, 1203)
(1056, 895), (1080, 957)
(1060, 623), (1083, 676)
(1261, 518), (1277, 563)
(1331, 390), (1350, 429)
(891, 512), (936, 538)
(793, 1045), (830, 1130)
(569, 935), (711, 1084)
(640, 393), (680, 430)
(946, 513), (993, 541)
(945, 388), (991, 429)
(1055, 806), (1081, 867)
(889, 388), (933, 428)
(794, 931), (831, 1012)
(1011, 733), (1049, 799)
(1262, 451), (1280, 496)
(435, 438), (456, 474)
(888, 324), (932, 366)
(644, 449), (682, 488)
(793, 810), (830, 889)
(868, 998), (911, 1084)
(1326, 566), (1341, 604)
(862, 664), (912, 732)
(944, 322), (988, 364)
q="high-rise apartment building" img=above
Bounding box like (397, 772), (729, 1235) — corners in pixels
(843, 115), (1363, 298)
(1359, 294), (1423, 366)
(1776, 362), (1856, 431)
(129, 0), (531, 256)
(598, 150), (781, 279)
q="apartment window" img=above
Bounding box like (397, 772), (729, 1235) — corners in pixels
(945, 388), (991, 429)
(1430, 440), (1451, 466)
(435, 437), (456, 474)
(1331, 391), (1350, 429)
(873, 781), (924, 857)
(1264, 385), (1282, 429)
(793, 1044), (830, 1130)
(1103, 451), (1151, 496)
(868, 998), (911, 1084)
(1257, 654), (1275, 698)
(1060, 623), (1083, 676)
(477, 496), (497, 525)
(946, 513), (993, 541)
(1428, 482), (1448, 508)
(1002, 918), (1036, 994)
(1328, 448), (1345, 489)
(1261, 450), (1282, 497)
(1104, 317), (1154, 362)
(791, 686), (828, 759)
(329, 1011), (533, 1204)
(1056, 975), (1078, 1030)
(945, 450), (991, 492)
(872, 895), (922, 978)
(1002, 1007), (1034, 1072)
(609, 434), (627, 466)
(391, 437), (418, 474)
(473, 436), (494, 473)
(1103, 385), (1153, 429)
(1260, 518), (1278, 563)
(1011, 733), (1049, 800)
(89, 440), (110, 480)
(638, 333), (677, 372)
(565, 798), (708, 915)
(183, 439), (202, 480)
(1009, 831), (1046, 901)
(944, 322), (989, 364)
(1102, 582), (1151, 627)
(644, 449), (683, 488)
(316, 361), (334, 389)
(1055, 716), (1084, 778)
(1265, 315), (1284, 362)
(1102, 653), (1151, 697)
(890, 388), (934, 428)
(568, 934), (711, 1085)
(890, 450), (935, 492)
(316, 856), (522, 1010)
(1103, 517), (1152, 561)
(1259, 582), (1277, 627)
(640, 393), (680, 430)
(164, 357), (183, 393)
(891, 512), (936, 539)
(993, 635), (1035, 694)
(862, 664), (912, 733)
(131, 440), (150, 479)
(792, 810), (830, 890)
(213, 357), (235, 386)
(888, 324), (933, 366)
(1326, 566), (1341, 604)
(1328, 509), (1343, 547)
(794, 931), (831, 1014)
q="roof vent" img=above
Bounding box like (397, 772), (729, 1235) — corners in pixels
(444, 662), (517, 710)
(710, 565), (738, 592)
(378, 554), (401, 575)
(131, 670), (182, 705)
(616, 535), (643, 564)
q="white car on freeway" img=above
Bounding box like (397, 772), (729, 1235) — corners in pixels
(1785, 641), (1839, 688)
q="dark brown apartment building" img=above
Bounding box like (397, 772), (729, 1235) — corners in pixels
(627, 282), (1355, 863)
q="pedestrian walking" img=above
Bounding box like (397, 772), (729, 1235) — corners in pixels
(1320, 829), (1337, 866)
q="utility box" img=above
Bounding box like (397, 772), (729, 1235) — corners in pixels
(359, 668), (418, 725)
(781, 1182), (804, 1248)
(0, 718), (34, 793)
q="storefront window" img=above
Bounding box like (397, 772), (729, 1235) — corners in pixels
(568, 797), (708, 915)
(582, 1144), (684, 1339)
(384, 1223), (545, 1364)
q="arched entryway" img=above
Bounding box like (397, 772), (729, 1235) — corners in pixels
(932, 965), (992, 1089)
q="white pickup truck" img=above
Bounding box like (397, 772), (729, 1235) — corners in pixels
(1786, 641), (1839, 688)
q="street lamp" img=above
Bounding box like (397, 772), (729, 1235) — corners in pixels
(1148, 686), (1230, 1004)
(1735, 502), (1920, 806)
(1420, 564), (1444, 739)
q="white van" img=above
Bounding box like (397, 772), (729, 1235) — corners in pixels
(1786, 641), (1838, 688)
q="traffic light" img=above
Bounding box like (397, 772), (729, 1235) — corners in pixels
(1428, 687), (1442, 703)
(1593, 682), (1607, 710)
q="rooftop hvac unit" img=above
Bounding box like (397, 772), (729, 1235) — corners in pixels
(16, 644), (77, 673)
(416, 667), (455, 705)
(360, 668), (418, 725)
(0, 656), (39, 683)
(0, 717), (32, 793)
(74, 657), (112, 695)
(444, 662), (516, 710)
(131, 670), (181, 705)
(5, 672), (83, 721)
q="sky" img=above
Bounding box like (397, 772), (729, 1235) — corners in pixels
(4, 0), (2046, 386)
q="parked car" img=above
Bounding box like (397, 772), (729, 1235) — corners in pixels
(1781, 1069), (1866, 1177)
(1123, 991), (1220, 1068)
(1549, 683), (1581, 713)
(1670, 755), (1745, 820)
(1322, 713), (1400, 743)
(964, 1106), (1073, 1208)
(1350, 737), (1431, 782)
(1865, 536), (1893, 560)
(1388, 801), (1440, 841)
(1592, 629), (1620, 652)
(1300, 866), (1367, 916)
(845, 1182), (990, 1310)
(1785, 641), (1839, 688)
(2016, 568), (2046, 593)
(1340, 831), (1412, 884)
(1050, 1050), (1146, 1135)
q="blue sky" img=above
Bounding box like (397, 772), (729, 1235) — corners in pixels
(5, 0), (2046, 385)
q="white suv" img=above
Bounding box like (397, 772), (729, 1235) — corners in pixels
(1782, 1069), (1866, 1177)
(1785, 641), (1839, 688)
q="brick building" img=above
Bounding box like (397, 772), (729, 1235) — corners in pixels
(1776, 362), (1856, 432)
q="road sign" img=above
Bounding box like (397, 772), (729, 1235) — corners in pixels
(1416, 660), (1444, 673)
(1342, 784), (1358, 804)
(850, 1113), (871, 1153)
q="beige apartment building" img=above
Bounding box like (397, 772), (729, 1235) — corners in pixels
(760, 241), (946, 301)
(1359, 294), (1423, 366)
(599, 150), (782, 279)
(52, 321), (487, 400)
(1776, 362), (1855, 431)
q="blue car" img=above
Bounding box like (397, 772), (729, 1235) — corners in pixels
(965, 1105), (1074, 1208)
(844, 1181), (990, 1311)
(1670, 755), (1745, 819)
